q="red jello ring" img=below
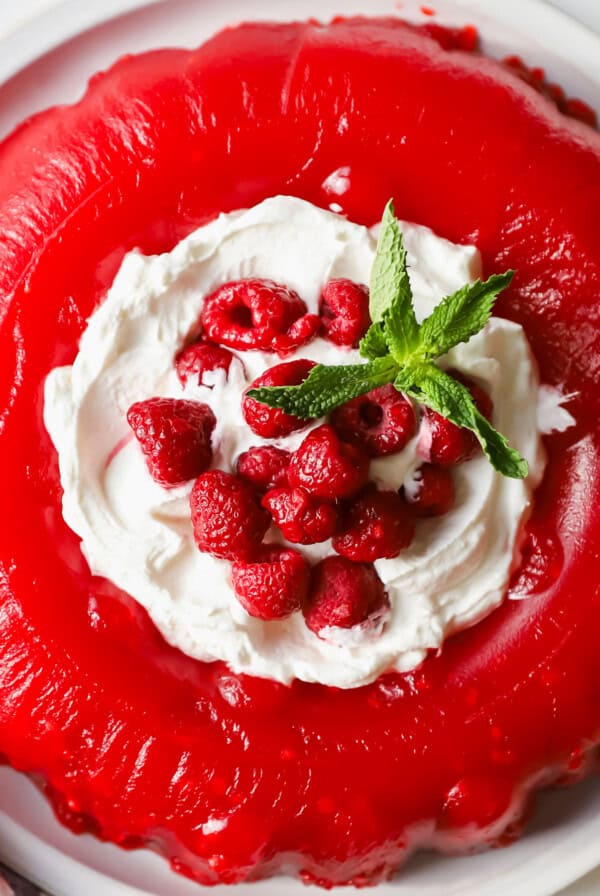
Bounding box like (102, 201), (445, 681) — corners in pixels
(0, 17), (599, 886)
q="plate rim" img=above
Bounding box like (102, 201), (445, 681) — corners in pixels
(4, 767), (600, 896)
(1, 1), (600, 894)
(1, 0), (600, 92)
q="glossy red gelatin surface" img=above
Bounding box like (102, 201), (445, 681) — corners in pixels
(1, 17), (600, 887)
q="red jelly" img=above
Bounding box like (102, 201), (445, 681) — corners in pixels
(0, 16), (599, 887)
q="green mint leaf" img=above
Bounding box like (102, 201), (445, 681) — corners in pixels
(359, 322), (389, 360)
(404, 363), (476, 428)
(369, 202), (419, 362)
(248, 197), (524, 481)
(471, 411), (529, 479)
(382, 295), (419, 366)
(404, 364), (528, 479)
(393, 361), (427, 394)
(418, 271), (514, 359)
(246, 356), (398, 420)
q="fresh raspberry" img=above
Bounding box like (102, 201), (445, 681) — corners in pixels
(284, 313), (322, 351)
(201, 278), (320, 356)
(405, 464), (455, 517)
(175, 341), (234, 387)
(333, 488), (414, 561)
(190, 470), (270, 561)
(127, 398), (216, 488)
(303, 556), (389, 635)
(319, 278), (370, 347)
(262, 486), (339, 545)
(242, 359), (316, 439)
(288, 424), (369, 500)
(232, 547), (309, 620)
(417, 373), (493, 466)
(331, 384), (416, 457)
(236, 446), (291, 493)
(417, 410), (475, 466)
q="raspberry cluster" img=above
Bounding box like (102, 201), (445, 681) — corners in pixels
(127, 278), (493, 639)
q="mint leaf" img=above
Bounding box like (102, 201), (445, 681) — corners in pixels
(418, 271), (514, 359)
(359, 322), (388, 359)
(471, 412), (529, 480)
(248, 198), (525, 481)
(403, 363), (476, 427)
(369, 202), (419, 362)
(382, 293), (419, 366)
(393, 360), (427, 395)
(404, 364), (528, 479)
(246, 356), (398, 420)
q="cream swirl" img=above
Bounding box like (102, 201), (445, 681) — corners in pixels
(43, 196), (564, 688)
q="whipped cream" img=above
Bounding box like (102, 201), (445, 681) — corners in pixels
(44, 196), (565, 689)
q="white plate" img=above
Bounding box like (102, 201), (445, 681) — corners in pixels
(1, 1), (599, 894)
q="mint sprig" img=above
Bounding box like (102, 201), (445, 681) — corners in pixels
(395, 363), (528, 479)
(246, 200), (528, 480)
(418, 271), (513, 360)
(359, 322), (388, 360)
(247, 356), (397, 419)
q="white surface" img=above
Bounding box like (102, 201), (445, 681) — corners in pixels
(0, 0), (599, 894)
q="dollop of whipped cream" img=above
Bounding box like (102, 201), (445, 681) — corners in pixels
(44, 196), (570, 689)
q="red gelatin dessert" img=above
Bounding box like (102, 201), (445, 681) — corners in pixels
(1, 14), (600, 890)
